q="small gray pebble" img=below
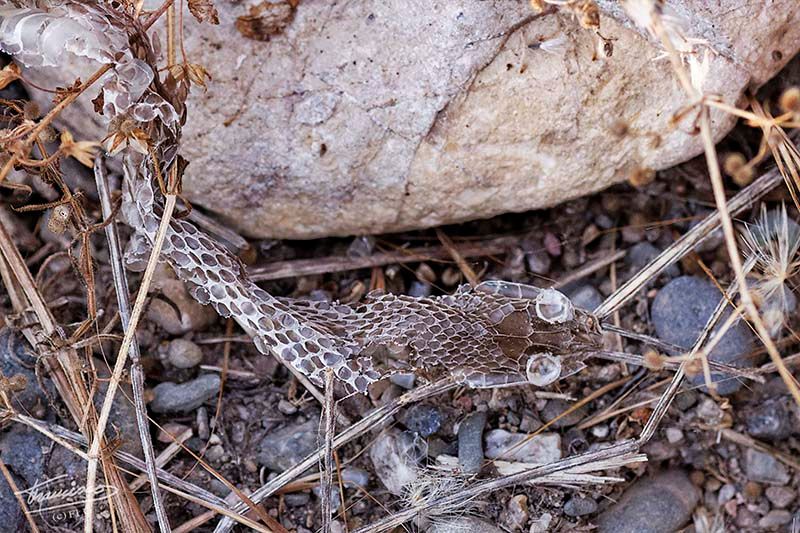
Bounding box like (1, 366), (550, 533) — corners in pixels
(625, 242), (679, 278)
(257, 418), (318, 472)
(596, 470), (699, 533)
(390, 373), (416, 389)
(563, 495), (597, 517)
(565, 284), (603, 312)
(150, 374), (220, 413)
(525, 250), (551, 275)
(745, 398), (792, 441)
(652, 276), (755, 395)
(744, 449), (790, 485)
(278, 399), (298, 415)
(167, 338), (204, 368)
(341, 468), (370, 488)
(400, 403), (443, 437)
(758, 510), (792, 528)
(458, 411), (487, 474)
(408, 281), (432, 298)
(765, 486), (795, 508)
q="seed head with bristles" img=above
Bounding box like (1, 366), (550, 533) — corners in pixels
(741, 204), (800, 337)
(403, 469), (481, 526)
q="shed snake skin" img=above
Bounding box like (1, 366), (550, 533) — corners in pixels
(122, 162), (603, 393)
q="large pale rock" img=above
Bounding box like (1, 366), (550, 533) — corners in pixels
(19, 1), (800, 238)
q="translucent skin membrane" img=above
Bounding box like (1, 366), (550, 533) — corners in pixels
(123, 164), (602, 393)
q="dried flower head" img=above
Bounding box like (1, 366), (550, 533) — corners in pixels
(59, 130), (100, 167)
(167, 63), (212, 92)
(723, 152), (753, 187)
(0, 62), (21, 90)
(47, 204), (71, 234)
(104, 117), (150, 156)
(403, 469), (479, 526)
(741, 204), (800, 337)
(779, 87), (800, 115)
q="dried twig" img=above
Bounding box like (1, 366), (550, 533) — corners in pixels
(320, 369), (336, 533)
(355, 440), (641, 533)
(436, 228), (480, 286)
(0, 220), (149, 531)
(84, 163), (178, 532)
(250, 237), (517, 281)
(94, 158), (171, 532)
(0, 457), (41, 533)
(595, 168), (783, 319)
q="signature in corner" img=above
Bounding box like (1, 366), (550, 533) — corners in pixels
(16, 474), (117, 514)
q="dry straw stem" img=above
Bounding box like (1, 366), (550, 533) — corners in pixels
(320, 369), (337, 533)
(94, 158), (171, 532)
(83, 162), (178, 532)
(355, 440), (641, 533)
(639, 262), (747, 444)
(436, 228), (480, 286)
(0, 457), (41, 533)
(212, 378), (458, 533)
(3, 410), (280, 532)
(644, 1), (800, 407)
(721, 428), (800, 471)
(0, 220), (149, 530)
(129, 426), (193, 492)
(594, 167), (782, 319)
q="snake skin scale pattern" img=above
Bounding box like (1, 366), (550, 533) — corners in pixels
(122, 166), (603, 393)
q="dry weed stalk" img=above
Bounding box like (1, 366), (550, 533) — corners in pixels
(621, 0), (800, 408)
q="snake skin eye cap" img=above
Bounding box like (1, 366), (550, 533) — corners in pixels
(535, 289), (574, 324)
(526, 352), (562, 386)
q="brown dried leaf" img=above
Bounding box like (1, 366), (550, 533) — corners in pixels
(0, 62), (21, 90)
(236, 1), (295, 41)
(59, 130), (100, 167)
(168, 63), (212, 91)
(92, 92), (105, 115)
(188, 0), (220, 24)
(53, 78), (82, 105)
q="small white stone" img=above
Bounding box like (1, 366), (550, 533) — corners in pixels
(370, 430), (423, 495)
(484, 429), (562, 464)
(665, 427), (684, 444)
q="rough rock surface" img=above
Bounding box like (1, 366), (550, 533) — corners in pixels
(20, 1), (800, 238)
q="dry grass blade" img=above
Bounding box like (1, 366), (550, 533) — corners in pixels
(639, 261), (747, 443)
(320, 369), (336, 533)
(3, 410), (280, 531)
(249, 236), (516, 281)
(698, 103), (800, 409)
(0, 457), (41, 533)
(84, 163), (178, 532)
(94, 158), (171, 532)
(129, 426), (193, 492)
(435, 228), (479, 286)
(595, 167), (782, 319)
(355, 440), (641, 533)
(0, 220), (149, 531)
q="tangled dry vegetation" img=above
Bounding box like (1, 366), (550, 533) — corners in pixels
(0, 1), (799, 532)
